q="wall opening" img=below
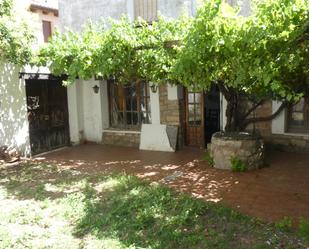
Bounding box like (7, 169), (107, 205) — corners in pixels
(25, 77), (70, 155)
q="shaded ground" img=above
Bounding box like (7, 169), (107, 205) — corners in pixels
(41, 144), (309, 223)
(0, 161), (308, 248)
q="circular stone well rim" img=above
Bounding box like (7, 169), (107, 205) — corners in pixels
(209, 132), (265, 171)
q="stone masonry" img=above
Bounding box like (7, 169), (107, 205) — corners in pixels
(102, 131), (140, 148)
(209, 132), (265, 171)
(159, 85), (185, 149)
(247, 101), (309, 152)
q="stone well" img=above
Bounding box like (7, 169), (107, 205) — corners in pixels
(209, 132), (265, 171)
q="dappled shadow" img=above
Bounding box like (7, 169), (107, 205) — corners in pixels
(74, 178), (211, 249)
(0, 160), (94, 201)
(71, 175), (305, 249)
(0, 62), (31, 156)
(41, 144), (309, 223)
(40, 144), (236, 204)
(1, 143), (309, 224)
(0, 154), (308, 248)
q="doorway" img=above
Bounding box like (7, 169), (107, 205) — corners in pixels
(26, 78), (70, 155)
(204, 86), (221, 144)
(184, 90), (204, 147)
(184, 86), (221, 147)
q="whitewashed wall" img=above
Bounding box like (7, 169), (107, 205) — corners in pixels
(59, 0), (196, 31)
(0, 63), (31, 155)
(59, 0), (197, 147)
(157, 0), (193, 18)
(59, 0), (130, 143)
(0, 1), (59, 155)
(67, 79), (107, 143)
(59, 0), (127, 32)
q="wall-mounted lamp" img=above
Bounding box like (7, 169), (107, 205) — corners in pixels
(150, 83), (158, 93)
(93, 85), (100, 94)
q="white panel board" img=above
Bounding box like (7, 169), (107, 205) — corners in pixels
(139, 124), (175, 152)
(272, 101), (286, 134)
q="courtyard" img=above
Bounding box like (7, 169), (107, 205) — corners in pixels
(42, 144), (309, 223)
(1, 144), (308, 248)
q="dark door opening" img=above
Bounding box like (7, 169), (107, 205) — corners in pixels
(26, 79), (70, 155)
(204, 86), (221, 144)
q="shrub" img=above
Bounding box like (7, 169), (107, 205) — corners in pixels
(203, 152), (214, 167)
(275, 216), (293, 232)
(299, 217), (309, 243)
(230, 157), (247, 172)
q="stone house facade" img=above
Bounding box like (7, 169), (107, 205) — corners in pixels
(252, 101), (309, 153)
(60, 0), (309, 153)
(1, 0), (308, 156)
(60, 0), (205, 153)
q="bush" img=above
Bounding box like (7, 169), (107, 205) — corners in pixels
(275, 216), (293, 232)
(203, 152), (214, 167)
(230, 157), (247, 172)
(299, 218), (309, 243)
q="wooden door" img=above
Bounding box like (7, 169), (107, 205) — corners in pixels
(185, 90), (204, 147)
(26, 79), (70, 155)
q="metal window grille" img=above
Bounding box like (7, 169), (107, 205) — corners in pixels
(109, 80), (151, 130)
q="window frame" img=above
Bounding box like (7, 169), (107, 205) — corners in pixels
(286, 97), (309, 133)
(42, 20), (52, 43)
(108, 79), (151, 130)
(186, 91), (203, 127)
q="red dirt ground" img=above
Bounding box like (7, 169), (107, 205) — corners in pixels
(40, 143), (309, 223)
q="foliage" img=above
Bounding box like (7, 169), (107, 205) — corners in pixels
(173, 0), (309, 131)
(35, 0), (309, 131)
(0, 0), (33, 64)
(275, 216), (293, 232)
(175, 0), (309, 99)
(35, 16), (190, 85)
(299, 217), (309, 243)
(0, 0), (12, 16)
(203, 151), (214, 167)
(0, 162), (306, 248)
(230, 156), (247, 172)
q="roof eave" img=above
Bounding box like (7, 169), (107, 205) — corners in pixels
(29, 4), (59, 17)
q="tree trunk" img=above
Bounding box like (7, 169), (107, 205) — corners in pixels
(224, 97), (287, 133)
(218, 81), (287, 133)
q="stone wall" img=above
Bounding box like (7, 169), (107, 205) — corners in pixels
(252, 101), (272, 137)
(264, 134), (309, 153)
(102, 131), (140, 148)
(209, 133), (264, 171)
(247, 101), (309, 152)
(159, 85), (185, 149)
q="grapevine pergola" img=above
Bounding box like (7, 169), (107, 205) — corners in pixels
(0, 0), (33, 64)
(9, 0), (308, 132)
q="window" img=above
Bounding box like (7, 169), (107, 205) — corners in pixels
(42, 20), (52, 43)
(134, 0), (158, 23)
(287, 97), (309, 133)
(187, 91), (202, 126)
(109, 80), (151, 130)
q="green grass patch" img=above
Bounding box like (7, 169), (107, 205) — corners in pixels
(0, 162), (307, 249)
(299, 218), (309, 244)
(275, 216), (293, 232)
